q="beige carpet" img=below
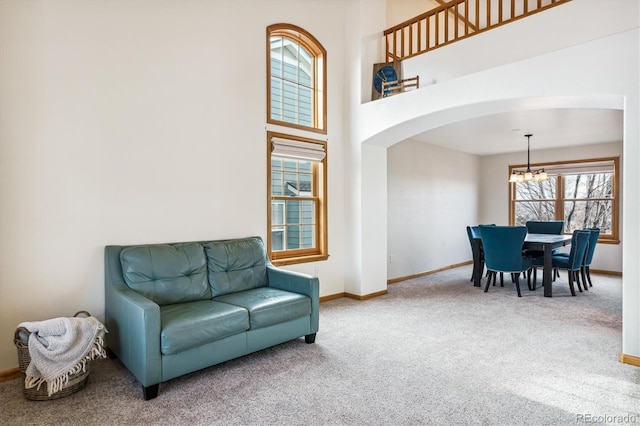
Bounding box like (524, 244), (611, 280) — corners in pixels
(1, 265), (638, 425)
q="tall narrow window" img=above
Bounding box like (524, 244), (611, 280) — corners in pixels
(267, 24), (326, 134)
(509, 157), (619, 243)
(266, 24), (328, 265)
(267, 132), (328, 265)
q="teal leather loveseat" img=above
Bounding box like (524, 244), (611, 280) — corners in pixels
(104, 236), (319, 400)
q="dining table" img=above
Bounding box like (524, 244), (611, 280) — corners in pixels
(523, 233), (573, 297)
(472, 232), (573, 297)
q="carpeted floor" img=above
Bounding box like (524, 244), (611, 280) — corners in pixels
(1, 265), (638, 425)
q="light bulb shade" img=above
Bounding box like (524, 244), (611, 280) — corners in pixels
(509, 134), (548, 183)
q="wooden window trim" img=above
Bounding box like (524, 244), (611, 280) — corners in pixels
(508, 156), (620, 244)
(267, 131), (328, 265)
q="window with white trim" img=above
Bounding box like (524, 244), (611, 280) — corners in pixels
(509, 157), (619, 243)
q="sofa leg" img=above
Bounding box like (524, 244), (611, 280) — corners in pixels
(143, 384), (159, 400)
(305, 333), (316, 344)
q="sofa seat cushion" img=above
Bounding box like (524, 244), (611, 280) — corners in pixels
(121, 242), (210, 306)
(160, 300), (249, 355)
(214, 287), (311, 330)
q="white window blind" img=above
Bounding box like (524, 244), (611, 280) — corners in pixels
(271, 137), (326, 161)
(542, 160), (615, 176)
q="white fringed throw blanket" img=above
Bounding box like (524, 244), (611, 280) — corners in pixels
(18, 316), (107, 396)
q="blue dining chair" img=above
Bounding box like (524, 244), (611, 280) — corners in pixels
(525, 220), (565, 278)
(532, 229), (591, 296)
(466, 226), (483, 283)
(556, 227), (600, 287)
(479, 225), (532, 297)
(582, 227), (600, 287)
(525, 220), (564, 235)
(467, 224), (495, 283)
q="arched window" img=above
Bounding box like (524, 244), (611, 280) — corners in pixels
(267, 24), (326, 134)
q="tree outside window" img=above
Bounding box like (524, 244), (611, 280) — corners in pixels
(510, 158), (619, 242)
(563, 172), (613, 234)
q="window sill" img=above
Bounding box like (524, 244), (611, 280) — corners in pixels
(598, 238), (620, 245)
(271, 254), (329, 266)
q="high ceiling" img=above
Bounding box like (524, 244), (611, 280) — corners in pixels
(408, 108), (623, 156)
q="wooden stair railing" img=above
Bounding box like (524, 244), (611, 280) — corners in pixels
(384, 0), (572, 62)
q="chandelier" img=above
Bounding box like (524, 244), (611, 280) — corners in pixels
(509, 134), (548, 183)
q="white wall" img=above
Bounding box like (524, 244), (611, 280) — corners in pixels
(359, 27), (634, 147)
(0, 0), (349, 371)
(344, 0), (391, 297)
(361, 144), (388, 293)
(386, 0), (439, 27)
(387, 140), (479, 279)
(402, 0), (640, 87)
(479, 142), (623, 273)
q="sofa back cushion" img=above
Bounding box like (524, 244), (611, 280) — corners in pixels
(120, 242), (211, 305)
(203, 237), (268, 297)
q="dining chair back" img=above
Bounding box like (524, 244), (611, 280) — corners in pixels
(466, 226), (482, 282)
(525, 220), (564, 235)
(525, 220), (565, 263)
(467, 224), (497, 284)
(565, 230), (591, 271)
(478, 225), (532, 297)
(583, 227), (600, 267)
(583, 227), (600, 287)
(466, 226), (480, 253)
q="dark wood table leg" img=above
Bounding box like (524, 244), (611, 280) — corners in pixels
(543, 243), (553, 297)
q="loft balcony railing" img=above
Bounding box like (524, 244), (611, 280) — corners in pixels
(384, 0), (572, 62)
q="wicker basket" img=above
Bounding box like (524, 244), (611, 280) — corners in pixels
(14, 311), (92, 401)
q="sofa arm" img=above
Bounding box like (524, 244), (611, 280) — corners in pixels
(266, 265), (319, 334)
(104, 246), (162, 388)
